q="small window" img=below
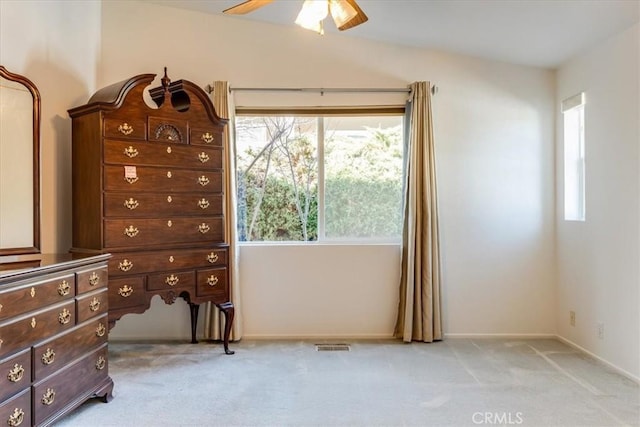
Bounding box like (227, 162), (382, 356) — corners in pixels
(234, 110), (404, 242)
(562, 92), (585, 221)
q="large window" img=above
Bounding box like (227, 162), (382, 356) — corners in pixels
(562, 93), (585, 221)
(235, 111), (404, 242)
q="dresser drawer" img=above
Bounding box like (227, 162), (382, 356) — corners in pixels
(147, 270), (195, 291)
(33, 314), (108, 382)
(0, 349), (30, 402)
(33, 344), (109, 426)
(109, 247), (227, 277)
(104, 117), (146, 140)
(0, 273), (75, 321)
(104, 217), (224, 248)
(104, 164), (223, 192)
(0, 388), (31, 427)
(76, 266), (108, 294)
(76, 288), (109, 323)
(196, 267), (228, 301)
(190, 126), (223, 146)
(108, 276), (146, 310)
(104, 192), (223, 217)
(0, 300), (76, 359)
(104, 139), (222, 169)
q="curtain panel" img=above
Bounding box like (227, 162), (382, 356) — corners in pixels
(394, 81), (442, 343)
(204, 80), (243, 341)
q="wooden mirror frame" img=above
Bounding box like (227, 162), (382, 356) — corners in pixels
(0, 65), (41, 255)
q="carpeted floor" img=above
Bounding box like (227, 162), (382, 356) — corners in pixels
(54, 338), (639, 427)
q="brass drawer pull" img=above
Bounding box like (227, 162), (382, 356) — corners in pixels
(42, 348), (55, 365)
(96, 356), (106, 371)
(167, 171), (172, 178)
(7, 364), (25, 382)
(8, 408), (24, 427)
(207, 252), (219, 263)
(42, 388), (56, 406)
(0, 303), (2, 312)
(201, 132), (214, 143)
(89, 297), (101, 312)
(167, 220), (173, 228)
(207, 275), (219, 287)
(198, 198), (210, 209)
(96, 323), (106, 337)
(198, 223), (210, 234)
(30, 317), (36, 329)
(119, 285), (133, 298)
(169, 256), (174, 263)
(198, 152), (210, 163)
(124, 145), (138, 158)
(118, 259), (133, 272)
(167, 195), (173, 203)
(118, 122), (134, 135)
(30, 287), (36, 298)
(58, 308), (71, 325)
(165, 274), (179, 287)
(198, 175), (209, 186)
(167, 146), (172, 154)
(124, 198), (139, 210)
(125, 176), (139, 184)
(124, 225), (139, 237)
(57, 280), (71, 296)
(89, 271), (100, 286)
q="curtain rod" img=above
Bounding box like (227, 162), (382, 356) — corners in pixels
(204, 85), (438, 95)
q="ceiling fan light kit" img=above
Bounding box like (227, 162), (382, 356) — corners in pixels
(223, 0), (368, 34)
(295, 0), (358, 34)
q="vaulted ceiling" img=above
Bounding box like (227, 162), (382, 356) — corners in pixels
(146, 0), (639, 68)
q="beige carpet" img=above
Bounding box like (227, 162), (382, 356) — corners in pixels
(55, 338), (639, 426)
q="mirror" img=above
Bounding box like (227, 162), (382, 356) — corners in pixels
(0, 65), (40, 255)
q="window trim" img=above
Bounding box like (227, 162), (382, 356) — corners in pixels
(234, 107), (405, 243)
(562, 92), (586, 222)
(236, 106), (405, 116)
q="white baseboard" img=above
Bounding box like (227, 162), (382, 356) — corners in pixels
(444, 333), (557, 339)
(241, 333), (394, 340)
(556, 335), (640, 384)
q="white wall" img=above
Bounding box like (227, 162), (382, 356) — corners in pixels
(0, 0), (102, 254)
(556, 24), (640, 379)
(100, 1), (556, 341)
(0, 0), (557, 342)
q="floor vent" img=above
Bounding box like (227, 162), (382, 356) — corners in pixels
(315, 344), (351, 352)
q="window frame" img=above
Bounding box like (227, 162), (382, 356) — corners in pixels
(234, 106), (405, 244)
(561, 92), (586, 222)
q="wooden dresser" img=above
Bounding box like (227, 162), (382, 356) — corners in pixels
(68, 69), (234, 354)
(0, 254), (113, 427)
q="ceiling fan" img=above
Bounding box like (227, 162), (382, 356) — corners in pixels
(223, 0), (369, 34)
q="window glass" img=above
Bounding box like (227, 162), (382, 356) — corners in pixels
(235, 113), (403, 242)
(563, 100), (585, 221)
(323, 116), (403, 240)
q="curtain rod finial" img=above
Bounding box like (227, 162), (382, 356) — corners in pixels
(205, 84), (214, 94)
(431, 85), (438, 95)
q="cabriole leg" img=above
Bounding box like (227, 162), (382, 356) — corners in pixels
(217, 301), (235, 355)
(189, 303), (199, 344)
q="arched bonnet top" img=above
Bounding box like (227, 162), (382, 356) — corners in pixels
(69, 69), (227, 128)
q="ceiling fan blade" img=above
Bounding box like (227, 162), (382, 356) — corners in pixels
(223, 0), (274, 15)
(337, 0), (367, 31)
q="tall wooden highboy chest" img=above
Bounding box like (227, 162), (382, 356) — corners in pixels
(68, 69), (234, 354)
